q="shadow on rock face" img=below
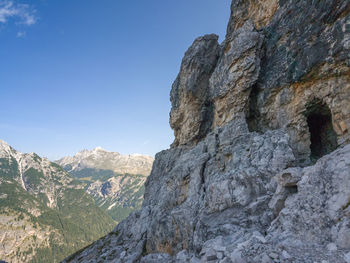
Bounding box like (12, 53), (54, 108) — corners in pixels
(305, 99), (338, 162)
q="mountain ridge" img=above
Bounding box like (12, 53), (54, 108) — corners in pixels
(56, 147), (154, 177)
(56, 147), (154, 222)
(0, 140), (115, 263)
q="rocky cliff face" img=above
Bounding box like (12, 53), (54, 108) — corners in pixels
(64, 1), (350, 262)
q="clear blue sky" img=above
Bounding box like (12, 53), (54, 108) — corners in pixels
(0, 0), (231, 160)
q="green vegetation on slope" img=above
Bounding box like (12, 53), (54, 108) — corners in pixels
(0, 156), (116, 263)
(69, 168), (116, 182)
(72, 170), (147, 222)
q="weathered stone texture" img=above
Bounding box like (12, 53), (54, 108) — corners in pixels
(247, 0), (350, 163)
(143, 119), (294, 256)
(210, 21), (263, 128)
(226, 0), (280, 34)
(170, 34), (220, 147)
(254, 74), (350, 164)
(269, 144), (350, 249)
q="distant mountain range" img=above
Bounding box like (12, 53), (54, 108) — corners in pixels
(56, 147), (154, 222)
(0, 140), (115, 263)
(57, 147), (153, 176)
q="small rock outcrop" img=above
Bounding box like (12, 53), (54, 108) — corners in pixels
(64, 1), (350, 262)
(170, 34), (220, 147)
(210, 20), (263, 128)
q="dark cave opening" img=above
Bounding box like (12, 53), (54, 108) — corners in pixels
(285, 185), (298, 194)
(247, 84), (261, 133)
(305, 101), (338, 162)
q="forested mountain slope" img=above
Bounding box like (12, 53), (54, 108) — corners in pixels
(0, 140), (115, 263)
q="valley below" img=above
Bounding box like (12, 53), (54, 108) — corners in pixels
(56, 147), (154, 222)
(0, 141), (153, 262)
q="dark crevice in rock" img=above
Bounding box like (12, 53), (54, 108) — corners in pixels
(305, 100), (338, 162)
(200, 161), (207, 192)
(141, 238), (148, 257)
(200, 157), (210, 198)
(196, 101), (214, 144)
(246, 84), (262, 133)
(285, 185), (298, 194)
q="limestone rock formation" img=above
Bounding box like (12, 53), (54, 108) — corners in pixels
(64, 0), (350, 262)
(170, 34), (220, 147)
(210, 20), (263, 128)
